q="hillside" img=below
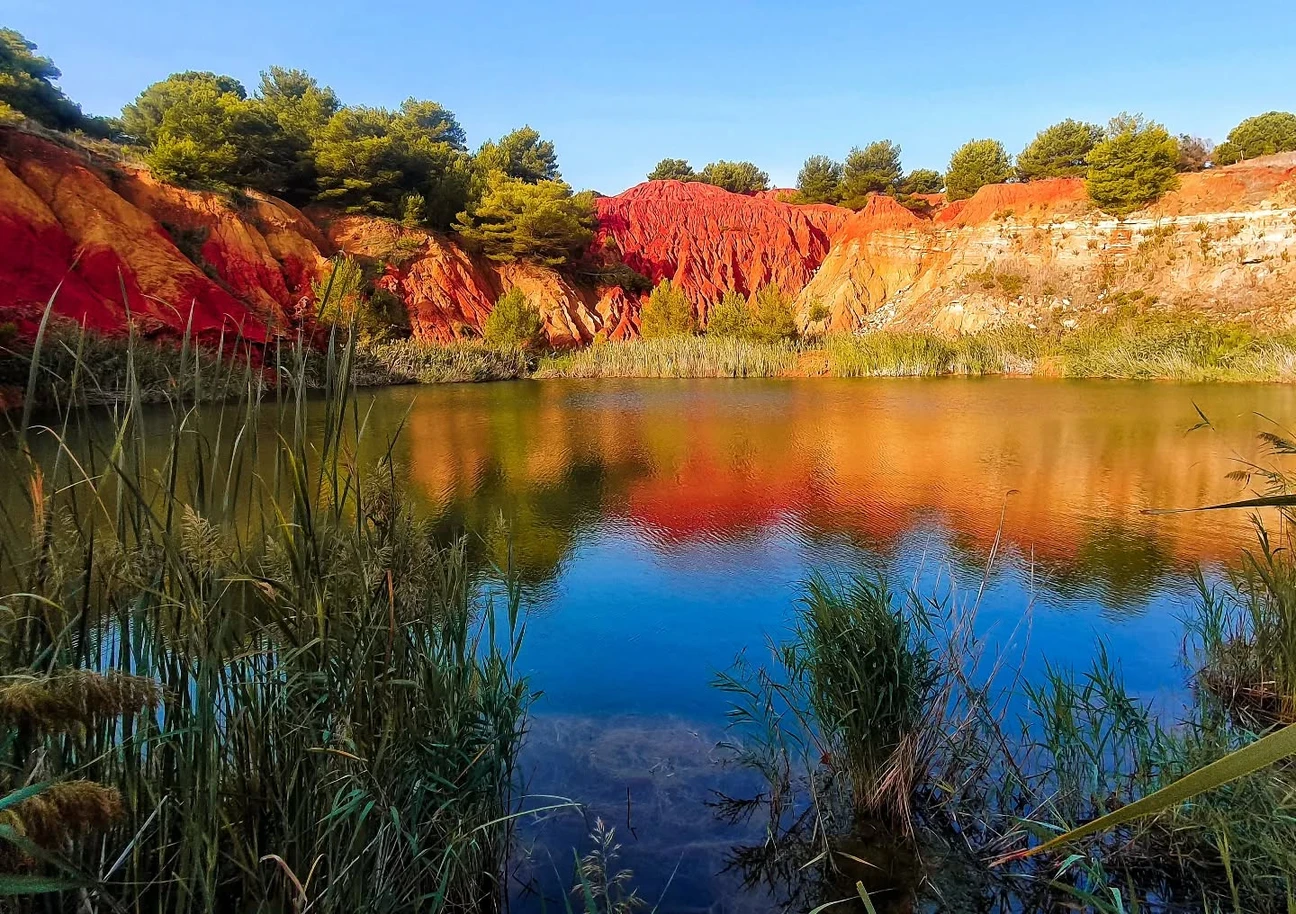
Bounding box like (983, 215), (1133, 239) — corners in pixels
(2, 127), (1295, 346)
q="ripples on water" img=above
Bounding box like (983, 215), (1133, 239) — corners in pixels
(13, 377), (1296, 911)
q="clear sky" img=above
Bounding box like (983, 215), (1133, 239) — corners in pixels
(4, 0), (1295, 194)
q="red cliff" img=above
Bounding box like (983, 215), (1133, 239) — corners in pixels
(594, 180), (850, 322)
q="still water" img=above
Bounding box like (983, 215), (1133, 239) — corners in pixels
(26, 377), (1296, 910)
(331, 377), (1291, 913)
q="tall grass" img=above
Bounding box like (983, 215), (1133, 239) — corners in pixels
(0, 306), (533, 912)
(535, 337), (797, 379)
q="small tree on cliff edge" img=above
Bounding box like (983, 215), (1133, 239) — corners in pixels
(640, 280), (697, 338)
(945, 139), (1013, 201)
(839, 141), (903, 206)
(648, 158), (696, 181)
(484, 288), (546, 350)
(796, 155), (843, 204)
(1085, 114), (1179, 216)
(455, 173), (596, 266)
(1016, 119), (1103, 181)
(696, 161), (770, 193)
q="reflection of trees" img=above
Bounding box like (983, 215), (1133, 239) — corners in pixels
(1040, 520), (1177, 614)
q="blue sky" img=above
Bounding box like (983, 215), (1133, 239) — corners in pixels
(4, 0), (1294, 194)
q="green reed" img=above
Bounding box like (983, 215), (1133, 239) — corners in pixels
(535, 337), (798, 379)
(0, 305), (532, 912)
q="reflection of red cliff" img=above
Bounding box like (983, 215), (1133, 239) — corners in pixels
(594, 181), (850, 322)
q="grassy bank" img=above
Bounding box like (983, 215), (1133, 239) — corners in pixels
(7, 313), (1296, 412)
(0, 330), (533, 912)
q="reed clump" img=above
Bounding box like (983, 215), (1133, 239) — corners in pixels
(535, 337), (797, 379)
(1, 302), (533, 912)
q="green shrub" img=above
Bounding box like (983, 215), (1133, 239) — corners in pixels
(1086, 114), (1179, 216)
(748, 285), (799, 343)
(647, 158), (695, 181)
(1016, 119), (1104, 180)
(1223, 111), (1296, 161)
(945, 139), (1012, 201)
(483, 288), (545, 350)
(639, 279), (696, 338)
(795, 155), (843, 204)
(694, 160), (769, 193)
(454, 173), (595, 266)
(705, 290), (752, 338)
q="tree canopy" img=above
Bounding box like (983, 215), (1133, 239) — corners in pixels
(647, 158), (695, 181)
(0, 28), (96, 131)
(1085, 114), (1179, 216)
(796, 155), (843, 204)
(1222, 111), (1296, 161)
(945, 139), (1013, 201)
(695, 160), (769, 193)
(454, 173), (595, 266)
(705, 291), (751, 338)
(1016, 119), (1103, 181)
(839, 141), (903, 205)
(898, 169), (943, 195)
(476, 127), (559, 183)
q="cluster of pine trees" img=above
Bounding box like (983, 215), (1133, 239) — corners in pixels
(0, 28), (595, 266)
(648, 112), (1296, 217)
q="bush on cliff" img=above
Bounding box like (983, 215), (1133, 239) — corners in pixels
(0, 28), (95, 132)
(476, 126), (560, 184)
(796, 155), (843, 204)
(1176, 135), (1213, 172)
(484, 288), (546, 350)
(647, 158), (696, 181)
(839, 140), (903, 205)
(1085, 114), (1179, 216)
(945, 139), (1013, 201)
(1221, 110), (1296, 161)
(695, 160), (770, 193)
(1016, 119), (1103, 180)
(640, 280), (697, 338)
(454, 173), (596, 266)
(898, 168), (943, 195)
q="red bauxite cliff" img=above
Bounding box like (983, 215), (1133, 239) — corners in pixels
(594, 180), (849, 321)
(3, 126), (1295, 344)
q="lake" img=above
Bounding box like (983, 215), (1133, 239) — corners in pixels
(315, 377), (1290, 912)
(15, 376), (1296, 911)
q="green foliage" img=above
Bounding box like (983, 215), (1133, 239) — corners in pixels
(536, 336), (796, 379)
(898, 168), (943, 195)
(255, 66), (340, 197)
(840, 140), (903, 205)
(1085, 114), (1180, 216)
(127, 73), (300, 193)
(312, 100), (471, 228)
(1016, 119), (1104, 181)
(476, 126), (559, 183)
(1224, 111), (1296, 161)
(1213, 141), (1242, 166)
(795, 155), (843, 204)
(638, 279), (697, 338)
(945, 139), (1012, 201)
(483, 288), (546, 350)
(311, 254), (368, 326)
(647, 158), (695, 181)
(0, 28), (89, 131)
(748, 285), (799, 343)
(695, 160), (769, 193)
(454, 173), (596, 266)
(705, 290), (752, 338)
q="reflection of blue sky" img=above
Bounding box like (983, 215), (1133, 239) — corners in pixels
(518, 520), (1201, 728)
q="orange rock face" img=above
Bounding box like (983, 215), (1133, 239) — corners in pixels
(594, 180), (851, 322)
